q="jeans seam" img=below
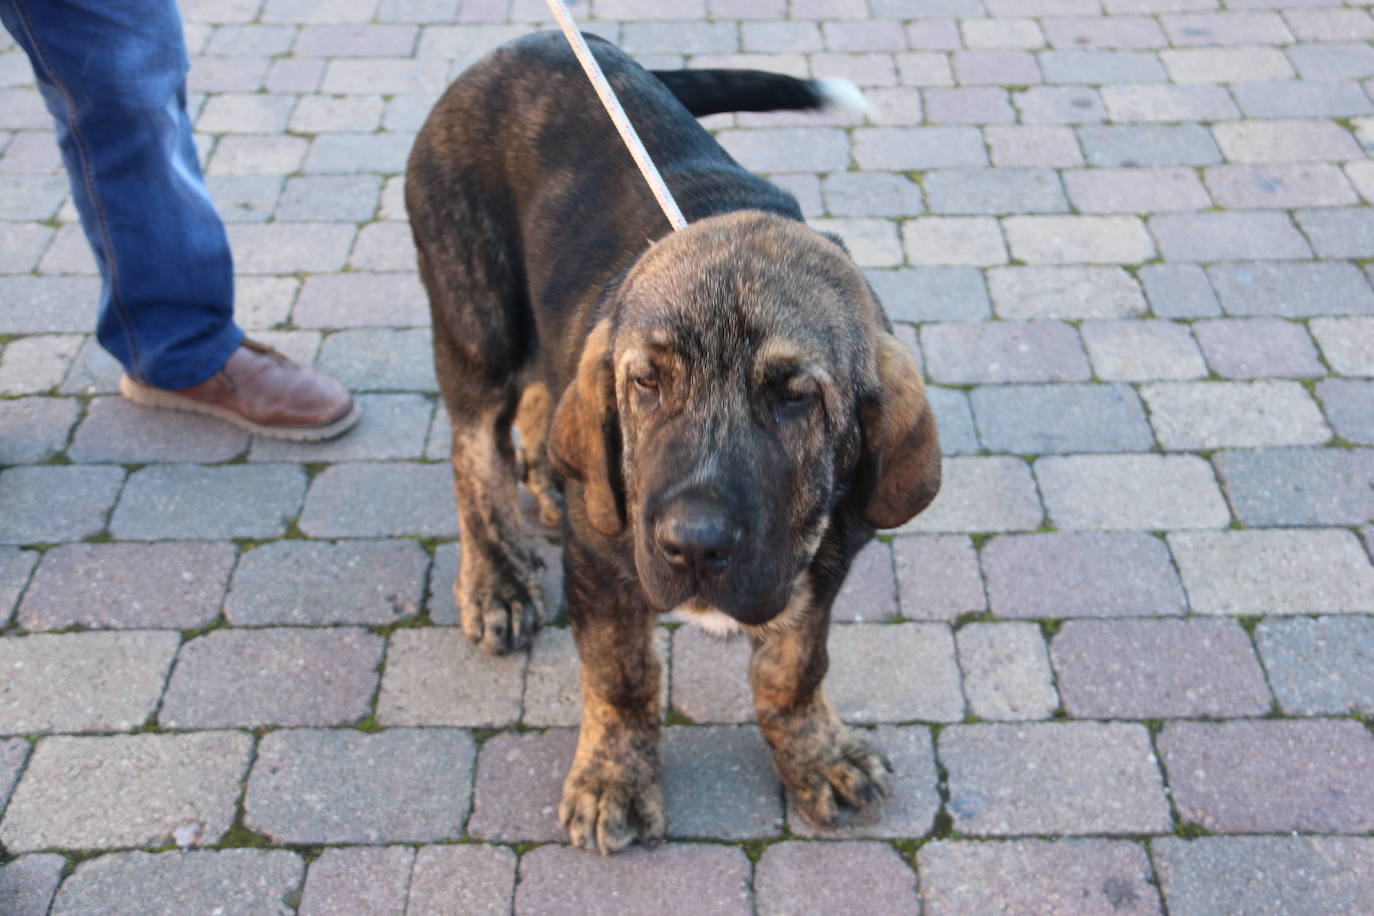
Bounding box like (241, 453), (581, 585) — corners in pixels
(12, 0), (146, 382)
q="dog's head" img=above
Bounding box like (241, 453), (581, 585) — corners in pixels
(550, 211), (940, 627)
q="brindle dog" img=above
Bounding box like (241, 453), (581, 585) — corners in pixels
(406, 32), (941, 854)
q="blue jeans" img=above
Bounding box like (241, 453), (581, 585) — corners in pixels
(1, 0), (242, 389)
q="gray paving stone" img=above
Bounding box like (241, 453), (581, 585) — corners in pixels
(316, 327), (437, 392)
(893, 535), (986, 621)
(1141, 380), (1331, 449)
(303, 131), (416, 175)
(940, 722), (1171, 835)
(521, 626), (582, 728)
(0, 737), (29, 815)
(662, 726), (783, 840)
(898, 455), (1045, 534)
(406, 845), (516, 916)
(49, 850), (303, 916)
(923, 87), (1016, 124)
(1286, 9), (1374, 41)
(426, 537), (564, 629)
(160, 627), (382, 729)
(828, 623), (963, 722)
(921, 320), (1091, 384)
(901, 216), (1007, 266)
(1037, 454), (1231, 531)
(1064, 166), (1211, 213)
(1232, 79), (1374, 118)
(69, 395), (250, 463)
(19, 541), (232, 630)
(1289, 41), (1374, 80)
(274, 174), (382, 221)
(1317, 379), (1374, 444)
(983, 531), (1186, 618)
(971, 383), (1154, 453)
(954, 49), (1042, 85)
(1215, 447), (1374, 526)
(514, 844), (752, 916)
(1, 732), (251, 852)
(376, 627), (525, 727)
(1257, 615), (1374, 716)
(716, 127), (850, 173)
(1099, 82), (1238, 122)
(926, 387), (980, 456)
(290, 94), (385, 133)
(956, 621), (1058, 720)
(756, 842), (917, 915)
(1152, 836), (1374, 916)
(809, 218), (902, 268)
(58, 337), (123, 394)
(1214, 118), (1364, 162)
(669, 624), (753, 725)
(920, 839), (1162, 916)
(1053, 618), (1270, 718)
(0, 854), (64, 916)
(0, 334), (82, 395)
(1159, 719), (1374, 833)
(853, 127), (987, 170)
(1297, 207), (1374, 259)
(1138, 264), (1221, 318)
(0, 396), (77, 464)
(1206, 162), (1357, 209)
(0, 175), (67, 221)
(466, 728), (576, 842)
(785, 724), (941, 838)
(1214, 259), (1374, 317)
(1161, 11), (1293, 45)
(1003, 215), (1155, 265)
(985, 124), (1085, 166)
(821, 172), (923, 217)
(299, 462), (456, 537)
(249, 393), (433, 462)
(866, 268), (991, 321)
(1311, 316), (1374, 375)
(226, 538), (428, 625)
(1194, 317), (1325, 378)
(924, 169), (1066, 215)
(988, 266), (1147, 319)
(110, 464), (304, 540)
(1039, 49), (1167, 83)
(224, 221), (355, 273)
(245, 728), (475, 844)
(207, 134), (309, 175)
(1081, 318), (1207, 380)
(0, 631), (178, 734)
(832, 539), (898, 622)
(1151, 214), (1314, 262)
(1077, 124), (1221, 167)
(204, 174), (281, 222)
(0, 547), (36, 625)
(1162, 46), (1296, 82)
(1169, 528), (1374, 615)
(299, 846), (414, 916)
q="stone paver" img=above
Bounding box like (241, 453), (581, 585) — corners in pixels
(1214, 447), (1374, 526)
(892, 534), (986, 621)
(1159, 719), (1374, 833)
(0, 464), (125, 544)
(756, 842), (918, 915)
(110, 464), (305, 540)
(298, 846), (414, 916)
(898, 456), (1044, 534)
(1036, 454), (1231, 530)
(376, 627), (525, 727)
(956, 621), (1058, 720)
(970, 382), (1154, 453)
(0, 547), (35, 625)
(1256, 615), (1374, 715)
(406, 845), (516, 916)
(827, 623), (965, 722)
(244, 728), (475, 844)
(49, 850), (303, 916)
(298, 462), (456, 537)
(1194, 317), (1326, 379)
(1, 732), (251, 852)
(1142, 380), (1331, 450)
(0, 396), (78, 464)
(467, 728), (577, 843)
(0, 854), (65, 916)
(515, 844), (752, 916)
(662, 726), (784, 840)
(921, 320), (1091, 384)
(988, 265), (1147, 319)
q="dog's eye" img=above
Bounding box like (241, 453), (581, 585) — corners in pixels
(776, 381), (818, 419)
(633, 374), (659, 392)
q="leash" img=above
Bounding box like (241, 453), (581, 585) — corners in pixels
(544, 0), (689, 231)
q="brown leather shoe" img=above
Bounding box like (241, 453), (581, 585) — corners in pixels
(119, 339), (361, 441)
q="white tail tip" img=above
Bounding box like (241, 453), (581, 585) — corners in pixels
(814, 77), (872, 117)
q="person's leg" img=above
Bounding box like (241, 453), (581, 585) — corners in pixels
(0, 0), (239, 389)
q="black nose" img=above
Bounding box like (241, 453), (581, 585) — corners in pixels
(655, 500), (741, 580)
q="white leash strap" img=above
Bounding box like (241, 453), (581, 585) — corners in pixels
(544, 0), (689, 231)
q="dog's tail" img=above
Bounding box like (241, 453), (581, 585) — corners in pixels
(651, 69), (870, 118)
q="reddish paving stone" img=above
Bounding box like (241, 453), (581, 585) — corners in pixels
(225, 538), (428, 626)
(1194, 317), (1325, 379)
(376, 627), (526, 728)
(940, 723), (1171, 836)
(159, 628), (383, 729)
(0, 547), (37, 625)
(1051, 618), (1271, 718)
(468, 729), (576, 843)
(407, 845), (517, 916)
(983, 532), (1186, 618)
(832, 539), (898, 622)
(0, 738), (28, 812)
(299, 846), (414, 916)
(18, 541), (234, 630)
(756, 842), (918, 915)
(515, 844), (752, 915)
(892, 535), (985, 621)
(787, 724), (940, 839)
(0, 854), (64, 916)
(1159, 719), (1374, 834)
(1152, 836), (1374, 916)
(669, 625), (753, 724)
(48, 849), (304, 916)
(663, 726), (783, 840)
(0, 732), (251, 852)
(245, 728), (476, 844)
(920, 839), (1161, 916)
(1255, 615), (1374, 715)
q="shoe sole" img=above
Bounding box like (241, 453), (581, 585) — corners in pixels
(120, 375), (363, 442)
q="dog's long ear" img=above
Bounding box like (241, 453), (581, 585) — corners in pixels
(549, 320), (625, 536)
(856, 332), (941, 529)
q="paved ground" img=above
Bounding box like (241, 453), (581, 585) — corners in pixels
(3, 0), (1374, 912)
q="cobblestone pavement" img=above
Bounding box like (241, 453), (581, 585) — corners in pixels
(3, 0), (1374, 912)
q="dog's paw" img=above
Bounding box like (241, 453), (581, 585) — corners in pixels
(559, 768), (666, 855)
(455, 566), (547, 655)
(787, 737), (893, 829)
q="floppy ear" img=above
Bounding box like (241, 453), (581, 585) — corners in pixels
(857, 333), (941, 529)
(549, 321), (625, 536)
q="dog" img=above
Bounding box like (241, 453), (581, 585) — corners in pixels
(406, 32), (941, 854)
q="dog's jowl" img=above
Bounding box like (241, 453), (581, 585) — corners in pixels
(407, 32), (940, 854)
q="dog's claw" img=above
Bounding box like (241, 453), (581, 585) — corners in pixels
(559, 771), (665, 855)
(791, 738), (892, 829)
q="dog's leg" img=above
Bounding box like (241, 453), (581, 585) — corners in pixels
(749, 604), (892, 828)
(558, 550), (665, 854)
(515, 380), (562, 529)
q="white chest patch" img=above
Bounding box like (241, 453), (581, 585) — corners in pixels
(669, 601), (744, 638)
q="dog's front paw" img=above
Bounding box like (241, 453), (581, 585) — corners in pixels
(784, 735), (893, 829)
(559, 765), (666, 855)
(456, 552), (548, 655)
